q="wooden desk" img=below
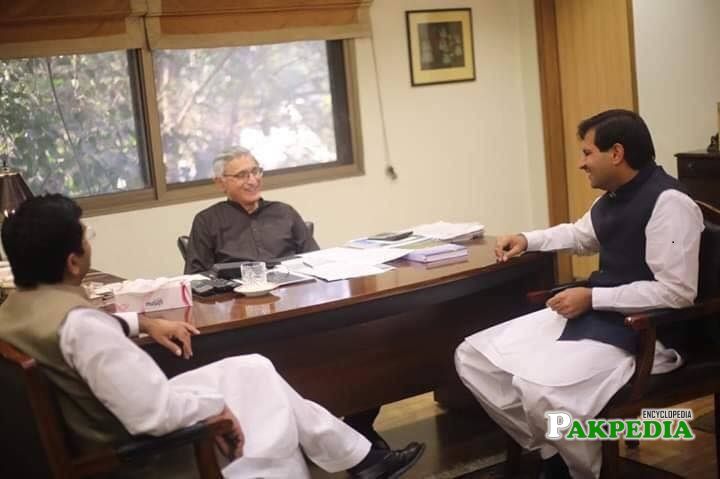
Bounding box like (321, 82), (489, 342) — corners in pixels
(138, 240), (555, 416)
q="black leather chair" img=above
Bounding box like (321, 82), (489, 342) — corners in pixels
(506, 201), (720, 478)
(597, 200), (720, 478)
(177, 221), (315, 262)
(0, 338), (233, 479)
(177, 235), (190, 262)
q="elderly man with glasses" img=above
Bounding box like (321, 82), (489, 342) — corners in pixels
(184, 147), (393, 452)
(184, 147), (319, 275)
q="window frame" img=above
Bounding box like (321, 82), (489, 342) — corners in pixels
(71, 39), (363, 217)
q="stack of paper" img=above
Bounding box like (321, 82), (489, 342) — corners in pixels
(291, 262), (394, 282)
(301, 247), (410, 266)
(411, 221), (485, 241)
(283, 247), (409, 281)
(406, 243), (468, 263)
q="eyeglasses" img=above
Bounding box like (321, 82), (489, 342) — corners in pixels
(85, 225), (96, 242)
(223, 167), (264, 182)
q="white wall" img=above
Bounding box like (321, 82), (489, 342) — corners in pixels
(633, 0), (720, 176)
(86, 0), (548, 279)
(517, 2), (548, 229)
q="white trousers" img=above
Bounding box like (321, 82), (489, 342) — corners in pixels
(170, 354), (371, 478)
(455, 308), (682, 479)
(455, 341), (608, 478)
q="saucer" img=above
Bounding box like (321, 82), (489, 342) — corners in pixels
(234, 282), (278, 297)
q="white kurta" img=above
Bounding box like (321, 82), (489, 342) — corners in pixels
(60, 308), (370, 478)
(456, 189), (704, 479)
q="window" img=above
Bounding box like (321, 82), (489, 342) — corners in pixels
(0, 51), (149, 198)
(155, 40), (353, 186)
(0, 0), (370, 214)
(0, 40), (358, 213)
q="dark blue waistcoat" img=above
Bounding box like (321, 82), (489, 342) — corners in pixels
(558, 164), (683, 353)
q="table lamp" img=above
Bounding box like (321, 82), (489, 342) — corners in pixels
(0, 156), (33, 218)
(0, 156), (33, 300)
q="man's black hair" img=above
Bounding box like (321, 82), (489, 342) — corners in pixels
(2, 194), (84, 288)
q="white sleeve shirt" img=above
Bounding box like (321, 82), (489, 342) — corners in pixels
(59, 308), (225, 436)
(523, 207), (600, 257)
(522, 189), (704, 314)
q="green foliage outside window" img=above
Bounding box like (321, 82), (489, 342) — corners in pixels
(155, 41), (337, 184)
(0, 51), (146, 198)
(0, 41), (341, 200)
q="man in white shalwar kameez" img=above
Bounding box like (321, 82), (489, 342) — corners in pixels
(0, 194), (424, 479)
(455, 110), (704, 478)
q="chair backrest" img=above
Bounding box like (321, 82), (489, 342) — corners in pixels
(0, 339), (73, 478)
(177, 235), (190, 262)
(697, 201), (720, 301)
(692, 201), (720, 351)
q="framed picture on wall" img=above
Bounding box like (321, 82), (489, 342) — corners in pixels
(405, 8), (476, 87)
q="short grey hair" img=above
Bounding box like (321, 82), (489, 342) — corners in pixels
(212, 147), (258, 178)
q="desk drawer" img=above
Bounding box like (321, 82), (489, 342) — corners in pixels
(678, 177), (720, 209)
(678, 158), (720, 178)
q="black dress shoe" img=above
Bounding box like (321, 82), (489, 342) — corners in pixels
(350, 442), (425, 479)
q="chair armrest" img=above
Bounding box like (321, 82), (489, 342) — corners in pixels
(72, 417), (233, 477)
(115, 416), (234, 461)
(526, 281), (589, 304)
(624, 297), (720, 331)
(621, 297), (720, 401)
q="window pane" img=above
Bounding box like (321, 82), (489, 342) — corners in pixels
(0, 51), (149, 198)
(154, 41), (341, 184)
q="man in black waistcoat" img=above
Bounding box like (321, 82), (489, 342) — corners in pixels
(454, 110), (704, 478)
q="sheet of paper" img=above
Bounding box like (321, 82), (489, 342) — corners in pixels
(282, 247), (402, 281)
(300, 247), (410, 266)
(297, 263), (394, 282)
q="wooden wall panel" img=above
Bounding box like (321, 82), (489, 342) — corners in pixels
(554, 0), (637, 278)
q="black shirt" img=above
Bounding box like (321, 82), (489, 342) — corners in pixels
(184, 199), (319, 274)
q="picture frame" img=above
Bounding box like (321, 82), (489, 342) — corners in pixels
(405, 8), (476, 87)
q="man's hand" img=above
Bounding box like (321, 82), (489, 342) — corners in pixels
(546, 287), (592, 319)
(213, 406), (245, 461)
(139, 317), (199, 359)
(495, 234), (528, 262)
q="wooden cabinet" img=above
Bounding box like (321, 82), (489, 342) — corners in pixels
(676, 150), (720, 208)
